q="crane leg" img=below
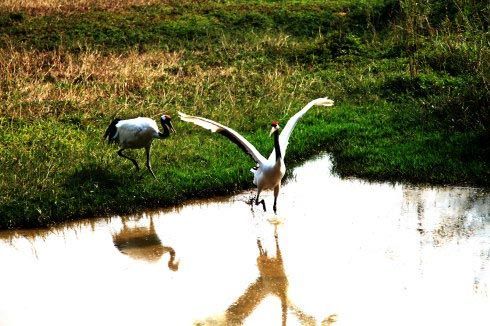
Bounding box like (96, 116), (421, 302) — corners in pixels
(118, 149), (139, 171)
(273, 185), (280, 214)
(255, 189), (266, 212)
(257, 239), (265, 255)
(145, 146), (156, 179)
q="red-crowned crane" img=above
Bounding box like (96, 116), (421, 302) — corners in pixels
(104, 115), (175, 178)
(178, 97), (334, 213)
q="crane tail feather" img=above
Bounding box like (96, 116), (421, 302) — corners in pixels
(104, 118), (121, 144)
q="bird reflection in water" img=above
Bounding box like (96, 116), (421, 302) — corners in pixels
(197, 225), (336, 325)
(112, 216), (179, 271)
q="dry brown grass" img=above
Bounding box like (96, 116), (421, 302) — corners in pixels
(0, 29), (313, 120)
(0, 0), (174, 15)
(0, 34), (305, 119)
(0, 48), (185, 118)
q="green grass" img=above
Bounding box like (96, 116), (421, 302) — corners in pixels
(0, 0), (488, 229)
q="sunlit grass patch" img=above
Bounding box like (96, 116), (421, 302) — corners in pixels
(0, 0), (170, 15)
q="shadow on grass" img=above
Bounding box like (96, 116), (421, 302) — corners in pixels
(64, 163), (123, 192)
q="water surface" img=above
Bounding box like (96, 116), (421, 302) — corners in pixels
(1, 154), (489, 326)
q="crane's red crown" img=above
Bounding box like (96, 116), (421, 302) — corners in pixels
(271, 121), (280, 127)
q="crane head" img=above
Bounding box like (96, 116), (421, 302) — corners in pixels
(269, 121), (280, 136)
(160, 114), (176, 133)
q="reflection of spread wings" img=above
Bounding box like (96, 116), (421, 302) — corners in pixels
(225, 231), (288, 324)
(197, 229), (332, 325)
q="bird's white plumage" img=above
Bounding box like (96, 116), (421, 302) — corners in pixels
(269, 97), (334, 160)
(114, 117), (161, 148)
(105, 115), (174, 178)
(178, 112), (267, 165)
(178, 97), (334, 212)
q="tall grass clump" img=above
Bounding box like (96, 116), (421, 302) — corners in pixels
(393, 0), (488, 131)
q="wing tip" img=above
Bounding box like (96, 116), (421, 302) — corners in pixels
(315, 97), (335, 107)
(178, 111), (194, 122)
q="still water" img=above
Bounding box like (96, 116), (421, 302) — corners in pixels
(1, 154), (489, 326)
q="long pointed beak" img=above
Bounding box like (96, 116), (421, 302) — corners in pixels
(269, 126), (280, 136)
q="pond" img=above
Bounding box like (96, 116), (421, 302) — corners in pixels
(0, 154), (489, 326)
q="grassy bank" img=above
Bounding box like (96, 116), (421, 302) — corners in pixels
(0, 0), (488, 229)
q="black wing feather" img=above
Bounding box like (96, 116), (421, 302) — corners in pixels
(217, 128), (257, 163)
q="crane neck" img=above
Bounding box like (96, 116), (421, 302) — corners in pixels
(159, 122), (171, 138)
(273, 129), (281, 161)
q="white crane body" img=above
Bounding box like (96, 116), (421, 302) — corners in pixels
(114, 117), (161, 149)
(252, 158), (286, 190)
(179, 97), (334, 212)
(104, 115), (175, 178)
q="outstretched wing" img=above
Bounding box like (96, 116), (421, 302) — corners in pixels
(269, 97), (334, 160)
(178, 112), (267, 165)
